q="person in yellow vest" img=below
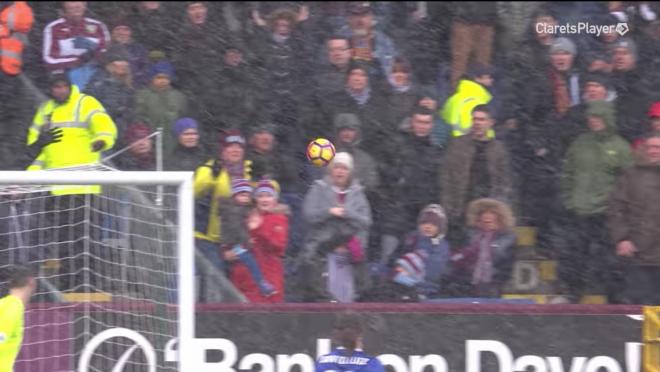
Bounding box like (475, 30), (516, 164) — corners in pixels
(25, 73), (116, 292)
(194, 129), (252, 298)
(26, 73), (117, 194)
(441, 64), (494, 138)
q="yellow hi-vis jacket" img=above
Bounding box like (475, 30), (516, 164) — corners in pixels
(441, 79), (494, 138)
(193, 159), (252, 243)
(27, 85), (117, 195)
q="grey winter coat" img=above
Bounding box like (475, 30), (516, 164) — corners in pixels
(302, 177), (372, 263)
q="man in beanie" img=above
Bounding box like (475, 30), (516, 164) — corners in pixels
(193, 129), (252, 300)
(230, 179), (290, 303)
(558, 100), (632, 302)
(108, 16), (148, 86)
(220, 179), (277, 299)
(85, 44), (136, 137)
(165, 117), (207, 171)
(136, 60), (188, 154)
(610, 38), (650, 142)
(300, 152), (372, 302)
(633, 102), (660, 150)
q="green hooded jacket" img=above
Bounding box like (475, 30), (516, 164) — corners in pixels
(561, 101), (633, 215)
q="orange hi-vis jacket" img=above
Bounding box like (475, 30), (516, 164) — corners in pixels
(0, 1), (33, 75)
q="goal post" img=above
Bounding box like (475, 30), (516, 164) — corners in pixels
(0, 170), (195, 372)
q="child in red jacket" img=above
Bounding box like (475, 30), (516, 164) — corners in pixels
(230, 179), (290, 303)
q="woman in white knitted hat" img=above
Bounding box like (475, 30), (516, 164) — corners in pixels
(298, 152), (373, 302)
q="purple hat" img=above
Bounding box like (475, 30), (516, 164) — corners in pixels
(173, 117), (198, 137)
(231, 178), (253, 196)
(254, 179), (278, 198)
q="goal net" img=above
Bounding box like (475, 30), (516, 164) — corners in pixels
(0, 167), (197, 372)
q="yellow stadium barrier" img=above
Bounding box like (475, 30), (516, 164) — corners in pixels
(643, 306), (660, 372)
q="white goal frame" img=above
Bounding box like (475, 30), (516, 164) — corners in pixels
(0, 170), (195, 371)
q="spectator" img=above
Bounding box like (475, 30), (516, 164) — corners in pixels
(339, 2), (397, 80)
(229, 179), (290, 303)
(107, 16), (148, 87)
(173, 1), (228, 125)
(609, 133), (660, 305)
(385, 56), (420, 127)
(449, 2), (497, 88)
(126, 1), (175, 56)
(213, 45), (264, 138)
(221, 179), (277, 299)
(412, 90), (452, 148)
(26, 73), (117, 291)
(0, 1), (33, 169)
(547, 37), (582, 117)
(610, 38), (651, 142)
(316, 62), (393, 164)
(247, 124), (299, 192)
(441, 64), (494, 138)
(332, 113), (380, 192)
(632, 102), (660, 150)
(43, 1), (110, 89)
(27, 73), (117, 176)
(193, 129), (251, 290)
(85, 45), (135, 139)
(558, 100), (632, 301)
(397, 107), (444, 232)
(440, 105), (513, 245)
(251, 7), (310, 148)
(393, 204), (451, 298)
(449, 198), (516, 297)
(112, 121), (155, 171)
(165, 118), (207, 172)
(583, 51), (613, 73)
(314, 35), (352, 100)
(299, 152), (372, 302)
(135, 60), (188, 155)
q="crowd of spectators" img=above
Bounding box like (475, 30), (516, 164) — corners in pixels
(3, 1), (660, 305)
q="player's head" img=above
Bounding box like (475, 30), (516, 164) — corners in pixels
(332, 313), (364, 352)
(2, 265), (37, 295)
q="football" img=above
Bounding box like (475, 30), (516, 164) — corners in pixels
(306, 138), (336, 167)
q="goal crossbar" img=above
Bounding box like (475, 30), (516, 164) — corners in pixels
(0, 170), (195, 371)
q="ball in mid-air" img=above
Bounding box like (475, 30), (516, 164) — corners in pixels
(306, 138), (336, 167)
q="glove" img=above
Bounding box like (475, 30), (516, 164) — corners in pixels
(36, 127), (64, 149)
(73, 37), (98, 51)
(91, 140), (105, 152)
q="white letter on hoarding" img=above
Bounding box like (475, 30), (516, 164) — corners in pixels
(317, 339), (332, 359)
(584, 357), (622, 372)
(277, 354), (315, 372)
(410, 355), (448, 372)
(164, 338), (178, 363)
(466, 340), (513, 372)
(546, 357), (588, 372)
(513, 356), (547, 372)
(379, 354), (409, 372)
(191, 338), (238, 371)
(625, 343), (641, 372)
(240, 354), (275, 372)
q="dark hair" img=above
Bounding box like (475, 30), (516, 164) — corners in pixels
(332, 313), (364, 353)
(2, 265), (34, 290)
(391, 56), (412, 74)
(411, 106), (434, 118)
(326, 35), (349, 44)
(347, 61), (370, 77)
(472, 104), (492, 118)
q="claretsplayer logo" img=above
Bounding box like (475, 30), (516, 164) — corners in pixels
(616, 22), (630, 36)
(78, 328), (157, 372)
